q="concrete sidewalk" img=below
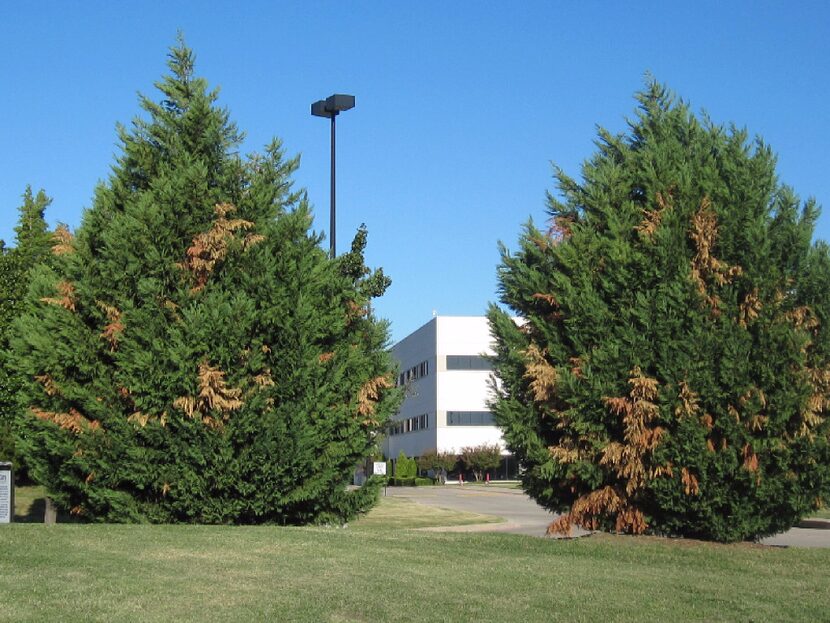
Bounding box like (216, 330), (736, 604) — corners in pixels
(385, 484), (830, 547)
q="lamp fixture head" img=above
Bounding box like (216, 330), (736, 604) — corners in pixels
(311, 94), (355, 118)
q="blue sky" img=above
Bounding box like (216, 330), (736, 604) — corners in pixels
(2, 1), (828, 343)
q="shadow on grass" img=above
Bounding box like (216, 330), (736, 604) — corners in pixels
(14, 487), (82, 524)
(15, 496), (47, 523)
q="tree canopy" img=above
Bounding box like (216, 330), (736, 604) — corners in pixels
(8, 40), (399, 524)
(488, 82), (830, 542)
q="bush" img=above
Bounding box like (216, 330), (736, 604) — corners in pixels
(395, 450), (417, 479)
(414, 477), (434, 486)
(489, 82), (830, 542)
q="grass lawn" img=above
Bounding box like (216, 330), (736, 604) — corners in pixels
(2, 488), (829, 622)
(352, 495), (503, 529)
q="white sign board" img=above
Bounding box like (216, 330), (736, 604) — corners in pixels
(372, 461), (387, 476)
(0, 464), (11, 524)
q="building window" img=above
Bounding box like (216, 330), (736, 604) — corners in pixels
(447, 411), (496, 426)
(446, 355), (492, 371)
(388, 413), (430, 435)
(396, 359), (431, 386)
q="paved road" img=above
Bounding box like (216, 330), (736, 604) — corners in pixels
(386, 484), (830, 548)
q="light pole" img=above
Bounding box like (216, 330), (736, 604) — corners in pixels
(311, 94), (355, 258)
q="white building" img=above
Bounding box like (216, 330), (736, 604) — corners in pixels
(383, 316), (517, 479)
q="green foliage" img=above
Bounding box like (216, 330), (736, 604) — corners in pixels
(7, 40), (400, 524)
(416, 449), (457, 483)
(0, 187), (53, 480)
(489, 81), (830, 542)
(394, 450), (417, 479)
(459, 444), (503, 481)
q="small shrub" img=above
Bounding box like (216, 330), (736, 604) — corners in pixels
(395, 450), (417, 479)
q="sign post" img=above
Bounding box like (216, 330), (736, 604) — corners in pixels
(373, 461), (387, 496)
(0, 462), (13, 524)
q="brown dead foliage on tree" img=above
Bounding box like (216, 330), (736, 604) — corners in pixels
(357, 375), (393, 426)
(40, 281), (77, 312)
(178, 203), (263, 293)
(173, 361), (244, 430)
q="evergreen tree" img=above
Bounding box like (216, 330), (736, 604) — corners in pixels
(489, 82), (830, 542)
(0, 187), (53, 477)
(8, 40), (399, 524)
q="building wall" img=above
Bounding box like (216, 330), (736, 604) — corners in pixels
(384, 319), (438, 459)
(435, 316), (506, 455)
(384, 316), (507, 460)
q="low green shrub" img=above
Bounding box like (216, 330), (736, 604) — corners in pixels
(395, 451), (417, 479)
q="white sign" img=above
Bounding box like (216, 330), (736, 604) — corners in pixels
(0, 466), (10, 524)
(372, 461), (387, 476)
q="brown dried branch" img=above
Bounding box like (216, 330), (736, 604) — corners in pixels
(30, 406), (97, 435)
(601, 367), (664, 499)
(51, 224), (74, 255)
(173, 362), (244, 430)
(532, 292), (559, 308)
(357, 375), (393, 424)
(549, 439), (582, 464)
(681, 467), (700, 495)
(786, 306), (819, 332)
(34, 374), (61, 397)
(179, 203), (256, 293)
(40, 281), (76, 311)
(197, 362), (244, 414)
(173, 396), (196, 418)
(689, 197), (742, 314)
(96, 301), (124, 349)
(742, 444), (759, 472)
(523, 343), (557, 403)
(635, 191), (673, 240)
(675, 381), (700, 418)
(738, 288), (762, 328)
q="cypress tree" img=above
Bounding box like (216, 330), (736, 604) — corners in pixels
(9, 40), (399, 524)
(489, 82), (830, 542)
(0, 187), (53, 477)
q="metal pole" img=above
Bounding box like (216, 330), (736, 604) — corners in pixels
(330, 114), (336, 258)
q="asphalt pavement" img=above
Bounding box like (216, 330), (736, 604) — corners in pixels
(385, 484), (830, 548)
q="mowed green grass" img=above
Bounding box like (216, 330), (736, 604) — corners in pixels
(2, 491), (829, 622)
(352, 495), (503, 529)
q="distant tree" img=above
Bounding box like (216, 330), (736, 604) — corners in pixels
(460, 444), (502, 481)
(0, 187), (53, 480)
(489, 82), (830, 542)
(7, 39), (399, 524)
(417, 449), (457, 483)
(395, 450), (417, 480)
